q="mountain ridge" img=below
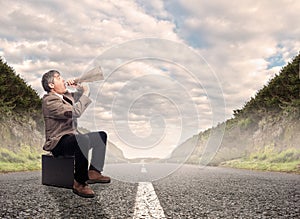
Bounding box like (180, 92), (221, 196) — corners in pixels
(168, 52), (300, 172)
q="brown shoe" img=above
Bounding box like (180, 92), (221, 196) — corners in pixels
(73, 180), (95, 198)
(87, 170), (111, 184)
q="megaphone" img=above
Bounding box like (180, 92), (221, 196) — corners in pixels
(74, 66), (104, 84)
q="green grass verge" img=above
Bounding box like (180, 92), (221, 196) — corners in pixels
(222, 147), (300, 173)
(0, 145), (42, 173)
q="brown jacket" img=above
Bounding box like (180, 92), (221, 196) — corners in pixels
(42, 91), (92, 151)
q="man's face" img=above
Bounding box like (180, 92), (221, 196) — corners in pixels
(51, 73), (67, 94)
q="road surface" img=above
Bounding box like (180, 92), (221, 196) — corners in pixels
(0, 164), (299, 218)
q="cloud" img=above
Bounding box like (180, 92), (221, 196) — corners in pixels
(0, 0), (178, 86)
(85, 48), (219, 158)
(162, 0), (300, 114)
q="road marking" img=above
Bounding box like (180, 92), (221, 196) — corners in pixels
(133, 182), (166, 219)
(141, 163), (147, 173)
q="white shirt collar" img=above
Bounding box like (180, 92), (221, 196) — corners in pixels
(54, 92), (63, 99)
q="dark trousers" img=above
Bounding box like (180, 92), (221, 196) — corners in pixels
(51, 131), (107, 184)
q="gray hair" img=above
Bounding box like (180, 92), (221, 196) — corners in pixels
(41, 70), (60, 92)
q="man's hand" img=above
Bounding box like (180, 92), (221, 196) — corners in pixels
(65, 79), (77, 87)
(80, 82), (90, 97)
(66, 79), (90, 97)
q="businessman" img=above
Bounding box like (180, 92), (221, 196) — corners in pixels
(41, 70), (110, 198)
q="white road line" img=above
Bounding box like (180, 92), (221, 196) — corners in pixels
(141, 167), (147, 173)
(133, 182), (166, 219)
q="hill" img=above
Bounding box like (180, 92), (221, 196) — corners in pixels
(0, 57), (43, 139)
(169, 52), (300, 173)
(0, 58), (44, 171)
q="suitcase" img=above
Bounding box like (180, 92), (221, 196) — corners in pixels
(42, 154), (74, 189)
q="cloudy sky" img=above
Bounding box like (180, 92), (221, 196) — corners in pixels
(1, 0), (299, 159)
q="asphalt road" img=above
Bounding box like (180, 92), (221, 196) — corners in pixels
(0, 164), (299, 218)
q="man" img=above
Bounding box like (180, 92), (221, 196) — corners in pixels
(41, 70), (110, 198)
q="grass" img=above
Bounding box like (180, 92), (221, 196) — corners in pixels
(0, 144), (42, 173)
(222, 146), (300, 173)
(1, 143), (299, 174)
